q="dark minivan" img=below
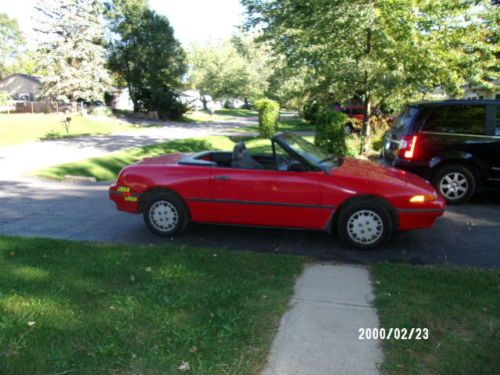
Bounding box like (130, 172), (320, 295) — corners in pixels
(383, 100), (500, 204)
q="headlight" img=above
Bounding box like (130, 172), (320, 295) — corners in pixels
(409, 194), (436, 203)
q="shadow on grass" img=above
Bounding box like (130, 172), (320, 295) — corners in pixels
(0, 236), (303, 374)
(40, 131), (95, 141)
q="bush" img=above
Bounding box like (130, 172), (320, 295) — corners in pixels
(314, 109), (348, 155)
(255, 98), (280, 137)
(368, 115), (392, 153)
(346, 134), (362, 157)
(302, 99), (325, 124)
(0, 90), (12, 106)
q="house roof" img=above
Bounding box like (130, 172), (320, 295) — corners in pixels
(0, 73), (42, 84)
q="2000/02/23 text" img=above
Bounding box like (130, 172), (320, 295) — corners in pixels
(359, 328), (429, 340)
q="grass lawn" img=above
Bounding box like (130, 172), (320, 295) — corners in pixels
(0, 113), (143, 146)
(0, 236), (305, 375)
(36, 134), (311, 181)
(244, 117), (314, 133)
(180, 111), (233, 124)
(215, 108), (257, 117)
(373, 263), (500, 375)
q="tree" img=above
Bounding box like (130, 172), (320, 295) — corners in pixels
(242, 0), (499, 133)
(34, 0), (111, 101)
(108, 2), (187, 117)
(0, 13), (26, 79)
(187, 37), (273, 108)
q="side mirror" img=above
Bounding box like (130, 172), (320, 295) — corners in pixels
(288, 161), (306, 172)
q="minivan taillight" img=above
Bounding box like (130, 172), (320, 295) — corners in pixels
(398, 135), (418, 159)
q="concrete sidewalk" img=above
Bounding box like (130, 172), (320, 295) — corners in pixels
(262, 264), (382, 375)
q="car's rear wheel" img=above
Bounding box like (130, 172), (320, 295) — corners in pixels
(142, 191), (189, 236)
(337, 199), (393, 250)
(432, 164), (476, 204)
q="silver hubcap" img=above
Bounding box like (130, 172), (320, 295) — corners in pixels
(149, 200), (179, 232)
(439, 172), (468, 200)
(347, 210), (384, 245)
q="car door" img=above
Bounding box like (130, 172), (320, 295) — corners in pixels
(207, 167), (323, 229)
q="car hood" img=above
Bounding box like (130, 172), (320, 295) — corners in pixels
(334, 158), (434, 192)
(137, 153), (186, 165)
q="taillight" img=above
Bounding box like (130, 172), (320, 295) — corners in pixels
(398, 135), (417, 159)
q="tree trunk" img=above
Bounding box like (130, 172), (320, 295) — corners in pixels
(201, 95), (208, 111)
(243, 97), (250, 109)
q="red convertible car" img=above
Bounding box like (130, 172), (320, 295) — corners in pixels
(109, 133), (445, 249)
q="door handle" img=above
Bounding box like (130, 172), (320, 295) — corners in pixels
(213, 175), (231, 180)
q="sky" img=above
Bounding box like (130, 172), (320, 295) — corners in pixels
(0, 0), (246, 47)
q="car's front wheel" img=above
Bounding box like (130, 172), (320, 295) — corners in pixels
(142, 191), (189, 236)
(337, 199), (393, 250)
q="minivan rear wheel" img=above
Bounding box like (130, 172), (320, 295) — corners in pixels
(432, 164), (476, 204)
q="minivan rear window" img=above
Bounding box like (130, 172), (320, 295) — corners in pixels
(422, 105), (485, 135)
(392, 106), (419, 133)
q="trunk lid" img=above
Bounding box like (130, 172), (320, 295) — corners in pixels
(137, 153), (185, 165)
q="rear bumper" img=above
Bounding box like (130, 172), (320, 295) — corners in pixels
(109, 184), (141, 214)
(397, 196), (446, 230)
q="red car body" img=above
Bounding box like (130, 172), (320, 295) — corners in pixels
(109, 134), (445, 248)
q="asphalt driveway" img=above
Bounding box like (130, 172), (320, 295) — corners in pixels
(1, 177), (499, 269)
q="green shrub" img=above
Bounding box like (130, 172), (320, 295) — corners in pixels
(255, 98), (280, 137)
(368, 115), (391, 153)
(346, 134), (362, 157)
(0, 90), (12, 106)
(314, 109), (348, 155)
(302, 99), (325, 124)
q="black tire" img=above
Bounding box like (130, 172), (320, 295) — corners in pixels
(431, 164), (476, 204)
(337, 199), (393, 250)
(142, 191), (189, 236)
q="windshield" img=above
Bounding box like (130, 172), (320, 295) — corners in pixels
(280, 134), (341, 169)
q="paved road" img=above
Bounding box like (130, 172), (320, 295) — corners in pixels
(1, 177), (499, 269)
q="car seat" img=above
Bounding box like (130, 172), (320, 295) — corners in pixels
(231, 141), (264, 169)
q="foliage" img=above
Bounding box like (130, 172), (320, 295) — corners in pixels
(255, 98), (280, 137)
(0, 90), (11, 106)
(346, 135), (362, 158)
(302, 99), (327, 124)
(5, 50), (47, 77)
(0, 13), (25, 79)
(242, 0), (499, 114)
(0, 236), (304, 374)
(34, 0), (111, 101)
(314, 109), (348, 155)
(108, 3), (186, 118)
(367, 115), (391, 153)
(187, 36), (273, 107)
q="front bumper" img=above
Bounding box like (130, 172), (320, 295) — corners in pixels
(109, 184), (141, 214)
(397, 195), (446, 230)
